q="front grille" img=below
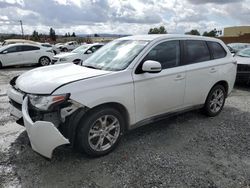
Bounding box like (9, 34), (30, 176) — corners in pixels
(237, 64), (250, 72)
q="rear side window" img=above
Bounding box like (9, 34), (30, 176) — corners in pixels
(207, 41), (226, 59)
(143, 40), (180, 69)
(21, 45), (40, 51)
(185, 40), (210, 64)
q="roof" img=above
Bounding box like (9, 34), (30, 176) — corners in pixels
(118, 34), (221, 42)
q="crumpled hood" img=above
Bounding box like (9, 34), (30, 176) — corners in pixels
(16, 64), (111, 94)
(235, 55), (250, 65)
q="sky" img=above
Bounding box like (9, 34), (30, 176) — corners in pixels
(0, 0), (249, 35)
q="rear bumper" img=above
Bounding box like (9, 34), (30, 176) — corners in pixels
(22, 97), (69, 158)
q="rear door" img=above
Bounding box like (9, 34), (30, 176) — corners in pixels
(183, 40), (226, 107)
(0, 46), (23, 66)
(21, 45), (41, 64)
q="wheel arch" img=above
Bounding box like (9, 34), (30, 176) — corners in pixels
(66, 102), (130, 148)
(87, 102), (130, 130)
(211, 80), (229, 97)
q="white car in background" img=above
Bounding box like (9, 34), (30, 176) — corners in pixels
(39, 43), (60, 55)
(57, 41), (80, 52)
(51, 43), (103, 64)
(0, 43), (54, 68)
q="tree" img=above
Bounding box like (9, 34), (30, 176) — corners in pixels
(71, 32), (76, 37)
(94, 33), (100, 37)
(202, 28), (221, 37)
(64, 33), (68, 37)
(185, 29), (200, 36)
(49, 28), (56, 41)
(31, 30), (40, 41)
(148, 26), (167, 34)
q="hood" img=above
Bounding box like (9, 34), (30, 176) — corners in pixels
(16, 64), (111, 94)
(235, 55), (250, 65)
(54, 52), (77, 58)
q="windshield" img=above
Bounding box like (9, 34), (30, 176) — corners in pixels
(237, 48), (250, 57)
(83, 40), (148, 71)
(72, 45), (89, 53)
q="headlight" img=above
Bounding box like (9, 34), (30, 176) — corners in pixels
(60, 58), (68, 61)
(29, 94), (70, 111)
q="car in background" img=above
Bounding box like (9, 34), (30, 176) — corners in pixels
(56, 41), (80, 52)
(227, 43), (250, 54)
(234, 47), (250, 84)
(1, 39), (38, 46)
(0, 43), (54, 68)
(51, 43), (103, 64)
(39, 43), (60, 55)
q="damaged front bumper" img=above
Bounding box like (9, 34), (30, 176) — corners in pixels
(22, 97), (69, 158)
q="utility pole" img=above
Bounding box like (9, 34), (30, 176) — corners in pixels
(19, 20), (24, 38)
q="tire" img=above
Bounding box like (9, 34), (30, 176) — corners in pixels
(0, 61), (2, 69)
(77, 107), (125, 157)
(203, 84), (226, 117)
(39, 56), (50, 66)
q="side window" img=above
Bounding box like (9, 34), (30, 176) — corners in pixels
(185, 40), (210, 64)
(207, 41), (226, 59)
(90, 45), (102, 53)
(5, 46), (20, 53)
(21, 45), (40, 51)
(143, 40), (180, 69)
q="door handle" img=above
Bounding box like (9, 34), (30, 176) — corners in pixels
(210, 67), (217, 73)
(175, 74), (185, 81)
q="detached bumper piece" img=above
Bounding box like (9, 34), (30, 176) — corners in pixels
(22, 97), (69, 158)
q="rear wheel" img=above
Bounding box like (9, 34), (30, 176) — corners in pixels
(77, 107), (125, 157)
(203, 85), (226, 117)
(0, 61), (2, 69)
(39, 56), (50, 66)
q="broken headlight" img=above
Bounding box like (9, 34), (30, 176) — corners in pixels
(28, 94), (70, 111)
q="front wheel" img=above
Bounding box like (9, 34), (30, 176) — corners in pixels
(77, 107), (125, 157)
(39, 56), (50, 66)
(203, 85), (226, 117)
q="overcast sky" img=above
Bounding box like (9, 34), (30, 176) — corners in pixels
(0, 0), (249, 35)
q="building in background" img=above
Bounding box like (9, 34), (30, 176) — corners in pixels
(224, 26), (250, 37)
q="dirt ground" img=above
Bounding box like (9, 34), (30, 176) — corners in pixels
(0, 66), (250, 188)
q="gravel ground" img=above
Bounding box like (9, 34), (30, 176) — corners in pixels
(0, 67), (250, 188)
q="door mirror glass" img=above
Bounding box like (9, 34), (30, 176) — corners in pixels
(142, 60), (162, 73)
(86, 50), (92, 54)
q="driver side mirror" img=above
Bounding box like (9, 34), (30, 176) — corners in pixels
(86, 50), (92, 54)
(142, 60), (162, 73)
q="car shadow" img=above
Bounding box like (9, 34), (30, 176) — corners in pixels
(6, 106), (250, 187)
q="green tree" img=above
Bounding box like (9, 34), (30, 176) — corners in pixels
(148, 26), (167, 34)
(49, 28), (56, 41)
(203, 29), (220, 37)
(185, 29), (200, 35)
(64, 33), (68, 37)
(31, 30), (40, 41)
(71, 32), (76, 37)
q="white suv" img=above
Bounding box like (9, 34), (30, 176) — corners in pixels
(8, 35), (236, 158)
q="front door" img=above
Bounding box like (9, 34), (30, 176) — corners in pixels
(1, 46), (23, 66)
(133, 40), (186, 122)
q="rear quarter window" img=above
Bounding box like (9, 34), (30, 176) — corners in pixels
(207, 41), (227, 59)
